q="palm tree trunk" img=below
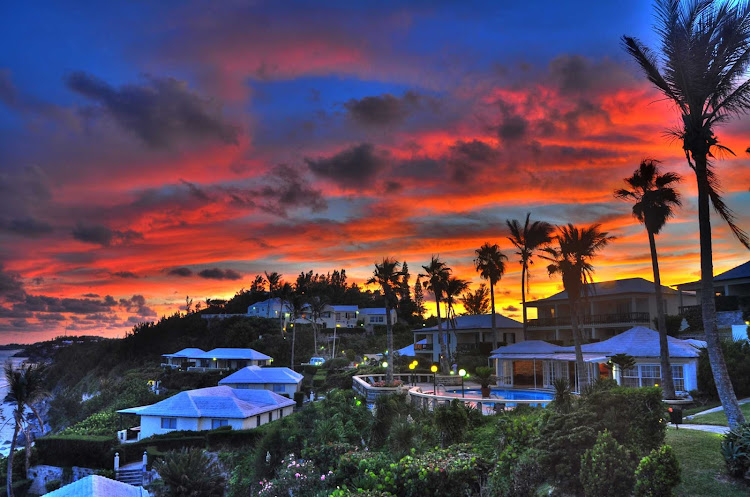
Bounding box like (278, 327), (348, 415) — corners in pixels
(385, 304), (394, 384)
(435, 297), (448, 372)
(490, 282), (497, 349)
(290, 326), (296, 369)
(696, 161), (745, 427)
(648, 230), (676, 399)
(7, 422), (19, 497)
(521, 264), (527, 342)
(569, 297), (587, 392)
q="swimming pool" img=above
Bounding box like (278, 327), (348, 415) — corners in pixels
(445, 388), (554, 407)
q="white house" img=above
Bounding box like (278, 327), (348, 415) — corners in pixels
(490, 326), (702, 394)
(161, 348), (273, 371)
(247, 298), (286, 319)
(358, 308), (399, 331)
(161, 348), (206, 369)
(218, 366), (303, 395)
(45, 475), (148, 497)
(118, 386), (295, 439)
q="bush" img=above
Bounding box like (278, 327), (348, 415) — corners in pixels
(60, 409), (121, 436)
(302, 442), (358, 472)
(152, 448), (225, 497)
(336, 451), (394, 492)
(45, 479), (62, 492)
(294, 390), (305, 407)
(118, 435), (206, 463)
(509, 448), (545, 497)
(634, 445), (681, 497)
(35, 435), (116, 469)
(0, 479), (32, 497)
(434, 400), (469, 448)
(698, 340), (750, 399)
(256, 453), (333, 497)
(580, 430), (636, 497)
(721, 422), (750, 477)
(393, 445), (490, 497)
(205, 428), (264, 450)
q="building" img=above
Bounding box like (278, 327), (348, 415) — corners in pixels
(118, 386), (295, 439)
(161, 348), (273, 371)
(526, 277), (694, 343)
(490, 326), (702, 393)
(45, 475), (148, 497)
(218, 366), (303, 395)
(412, 314), (523, 363)
(247, 298), (285, 319)
(318, 304), (359, 329)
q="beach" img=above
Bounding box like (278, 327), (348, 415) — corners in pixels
(0, 350), (28, 457)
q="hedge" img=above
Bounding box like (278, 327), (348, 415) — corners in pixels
(118, 436), (205, 463)
(206, 428), (264, 450)
(35, 435), (116, 469)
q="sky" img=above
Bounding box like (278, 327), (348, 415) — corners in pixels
(0, 0), (749, 344)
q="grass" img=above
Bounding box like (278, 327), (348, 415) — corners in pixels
(685, 403), (750, 426)
(683, 401), (722, 417)
(666, 427), (748, 496)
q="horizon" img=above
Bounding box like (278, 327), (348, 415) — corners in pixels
(1, 1), (749, 345)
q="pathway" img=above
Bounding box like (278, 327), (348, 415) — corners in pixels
(673, 424), (730, 435)
(684, 397), (750, 420)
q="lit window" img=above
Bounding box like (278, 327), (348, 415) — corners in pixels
(161, 417), (177, 429)
(671, 365), (685, 391)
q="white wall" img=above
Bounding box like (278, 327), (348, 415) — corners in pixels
(140, 415), (199, 439)
(223, 382), (300, 395)
(138, 406), (295, 439)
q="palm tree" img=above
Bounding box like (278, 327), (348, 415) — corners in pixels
(367, 258), (404, 384)
(277, 282), (294, 334)
(461, 284), (491, 315)
(5, 364), (48, 497)
(305, 295), (327, 354)
(616, 159), (682, 399)
(507, 214), (555, 342)
(420, 256), (451, 372)
(623, 0), (750, 427)
(286, 293), (307, 369)
(153, 448), (225, 497)
(264, 271), (281, 318)
(474, 243), (507, 349)
(543, 224), (614, 391)
(444, 276), (469, 330)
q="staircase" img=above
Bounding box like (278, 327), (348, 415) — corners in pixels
(116, 469), (143, 486)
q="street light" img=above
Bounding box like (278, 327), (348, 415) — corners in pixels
(431, 364), (438, 393)
(459, 368), (466, 398)
(409, 361), (417, 386)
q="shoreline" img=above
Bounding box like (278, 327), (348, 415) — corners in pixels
(0, 350), (30, 457)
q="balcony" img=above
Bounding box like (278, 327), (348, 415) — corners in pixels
(528, 312), (651, 328)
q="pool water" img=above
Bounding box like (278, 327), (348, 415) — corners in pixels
(446, 388), (553, 407)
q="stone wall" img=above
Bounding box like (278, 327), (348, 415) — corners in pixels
(27, 465), (98, 495)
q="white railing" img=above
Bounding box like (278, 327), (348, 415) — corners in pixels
(407, 387), (552, 414)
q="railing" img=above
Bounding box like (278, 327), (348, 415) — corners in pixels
(407, 387), (552, 414)
(680, 295), (743, 314)
(352, 374), (414, 403)
(528, 312), (651, 328)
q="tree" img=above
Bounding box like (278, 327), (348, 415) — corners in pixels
(264, 271), (281, 318)
(250, 275), (265, 293)
(420, 256), (451, 372)
(367, 258), (404, 384)
(277, 282), (293, 334)
(444, 276), (469, 330)
(623, 0), (750, 427)
(474, 242), (507, 349)
(5, 364), (48, 497)
(616, 159), (682, 398)
(507, 214), (555, 342)
(152, 448), (225, 497)
(543, 224), (614, 390)
(461, 284), (490, 315)
(286, 293), (307, 368)
(413, 277), (426, 320)
(305, 295), (327, 354)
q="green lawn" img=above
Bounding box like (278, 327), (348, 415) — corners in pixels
(666, 428), (748, 496)
(685, 403), (750, 426)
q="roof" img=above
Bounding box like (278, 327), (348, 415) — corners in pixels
(218, 366), (303, 385)
(678, 260), (750, 288)
(358, 308), (387, 315)
(527, 278), (678, 305)
(198, 348), (272, 360)
(416, 313), (522, 332)
(162, 348), (206, 359)
(329, 305), (358, 312)
(490, 326), (700, 360)
(118, 386), (295, 418)
(397, 339), (427, 357)
(45, 475), (148, 497)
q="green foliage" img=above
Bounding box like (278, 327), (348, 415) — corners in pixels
(608, 353), (636, 372)
(551, 377), (572, 413)
(721, 422), (750, 477)
(386, 418), (417, 458)
(60, 409), (120, 436)
(634, 445), (681, 497)
(152, 448), (225, 497)
(336, 450), (394, 492)
(473, 366), (494, 388)
(256, 453), (333, 497)
(205, 428), (264, 450)
(302, 442), (358, 473)
(118, 435), (206, 463)
(34, 435), (115, 469)
(371, 394), (410, 448)
(434, 399), (470, 448)
(580, 430), (636, 497)
(698, 340), (750, 399)
(45, 479), (62, 492)
(393, 445), (490, 497)
(509, 448), (545, 497)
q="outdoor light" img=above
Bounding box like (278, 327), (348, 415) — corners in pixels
(409, 362), (416, 386)
(431, 364), (438, 393)
(459, 369), (466, 398)
(382, 361), (388, 368)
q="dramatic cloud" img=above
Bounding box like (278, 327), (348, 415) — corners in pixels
(305, 143), (387, 188)
(198, 268), (242, 280)
(112, 271), (138, 279)
(344, 91), (425, 126)
(168, 267), (193, 277)
(503, 305), (519, 312)
(0, 267), (26, 302)
(65, 72), (240, 147)
(119, 294), (157, 317)
(1, 217), (54, 237)
(72, 223), (143, 247)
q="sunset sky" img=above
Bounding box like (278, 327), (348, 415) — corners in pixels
(1, 1), (749, 344)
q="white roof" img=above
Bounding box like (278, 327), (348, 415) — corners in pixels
(118, 386), (295, 419)
(45, 475), (148, 497)
(397, 339), (427, 357)
(162, 348), (206, 359)
(358, 308), (387, 315)
(219, 366), (303, 385)
(417, 313), (522, 332)
(197, 348), (272, 360)
(329, 305), (358, 312)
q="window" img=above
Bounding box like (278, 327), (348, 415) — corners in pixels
(256, 415), (261, 427)
(621, 364), (661, 388)
(671, 365), (685, 391)
(161, 417), (177, 430)
(269, 411), (273, 421)
(211, 419), (228, 429)
(372, 316), (384, 323)
(272, 384), (285, 393)
(622, 367), (640, 388)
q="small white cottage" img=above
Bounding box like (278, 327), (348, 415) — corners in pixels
(218, 366), (303, 395)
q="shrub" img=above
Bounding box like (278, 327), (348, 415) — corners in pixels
(60, 409), (121, 436)
(393, 445), (490, 497)
(294, 390), (305, 407)
(45, 479), (62, 492)
(256, 453), (333, 497)
(152, 448), (225, 497)
(634, 445), (681, 497)
(301, 442), (358, 472)
(721, 422), (750, 477)
(206, 428), (264, 450)
(336, 451), (395, 492)
(698, 340), (750, 399)
(580, 430), (636, 497)
(434, 399), (469, 448)
(35, 435), (116, 469)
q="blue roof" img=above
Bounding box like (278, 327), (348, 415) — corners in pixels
(416, 313), (521, 332)
(714, 260), (750, 281)
(219, 366), (303, 385)
(528, 278), (678, 304)
(198, 348), (272, 360)
(162, 348), (205, 358)
(358, 308), (387, 315)
(118, 386), (294, 418)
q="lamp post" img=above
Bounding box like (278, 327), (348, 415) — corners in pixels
(409, 361), (416, 386)
(431, 364), (438, 393)
(459, 368), (466, 398)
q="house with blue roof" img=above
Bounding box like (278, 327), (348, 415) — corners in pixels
(161, 348), (273, 371)
(118, 385), (295, 439)
(218, 366), (303, 395)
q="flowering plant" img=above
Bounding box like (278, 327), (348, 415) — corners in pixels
(256, 454), (333, 497)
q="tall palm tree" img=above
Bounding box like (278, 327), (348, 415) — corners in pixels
(5, 364), (48, 497)
(264, 271), (281, 318)
(461, 284), (491, 315)
(616, 159), (682, 399)
(474, 242), (507, 349)
(367, 258), (404, 384)
(305, 295), (327, 354)
(543, 224), (614, 391)
(507, 214), (555, 342)
(420, 256), (451, 372)
(444, 276), (469, 331)
(277, 282), (294, 334)
(623, 0), (750, 427)
(286, 293), (307, 369)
